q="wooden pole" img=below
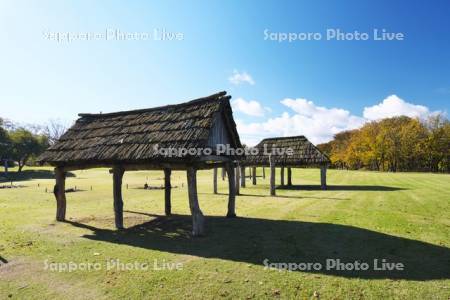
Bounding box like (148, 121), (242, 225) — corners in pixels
(221, 167), (226, 180)
(53, 167), (66, 221)
(280, 166), (285, 186)
(164, 168), (172, 215)
(240, 166), (246, 188)
(269, 155), (276, 196)
(112, 166), (125, 229)
(320, 165), (327, 190)
(235, 165), (240, 195)
(187, 167), (204, 236)
(262, 167), (265, 179)
(3, 159), (8, 175)
(287, 167), (292, 186)
(252, 167), (257, 185)
(225, 163), (236, 217)
(213, 167), (218, 194)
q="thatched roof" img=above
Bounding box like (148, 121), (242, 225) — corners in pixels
(39, 91), (242, 168)
(243, 135), (330, 167)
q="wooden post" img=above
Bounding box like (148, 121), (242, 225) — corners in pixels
(287, 167), (292, 186)
(240, 166), (246, 188)
(320, 165), (327, 190)
(262, 167), (265, 179)
(235, 165), (240, 195)
(252, 167), (257, 185)
(221, 167), (226, 180)
(3, 159), (8, 175)
(225, 163), (236, 218)
(112, 166), (125, 229)
(280, 166), (285, 186)
(53, 167), (66, 221)
(164, 168), (172, 216)
(187, 167), (205, 236)
(269, 155), (276, 196)
(213, 167), (218, 194)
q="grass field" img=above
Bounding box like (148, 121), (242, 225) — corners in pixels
(0, 167), (449, 299)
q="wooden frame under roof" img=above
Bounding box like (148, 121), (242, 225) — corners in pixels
(39, 91), (242, 236)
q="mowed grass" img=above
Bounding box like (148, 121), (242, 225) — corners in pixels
(0, 167), (449, 299)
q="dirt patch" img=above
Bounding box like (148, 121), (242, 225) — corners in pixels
(73, 213), (155, 229)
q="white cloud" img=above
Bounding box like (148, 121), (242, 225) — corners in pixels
(234, 95), (440, 146)
(363, 95), (435, 120)
(228, 70), (255, 85)
(231, 98), (267, 117)
(236, 98), (365, 145)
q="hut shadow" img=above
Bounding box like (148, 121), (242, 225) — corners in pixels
(198, 192), (348, 201)
(237, 193), (349, 201)
(65, 214), (449, 280)
(278, 185), (406, 191)
(0, 170), (75, 182)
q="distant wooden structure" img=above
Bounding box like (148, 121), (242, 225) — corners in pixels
(39, 91), (242, 236)
(242, 136), (330, 195)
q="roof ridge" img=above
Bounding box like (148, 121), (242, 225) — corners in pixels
(260, 135), (306, 141)
(78, 91), (228, 118)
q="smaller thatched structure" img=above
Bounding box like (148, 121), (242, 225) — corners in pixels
(242, 136), (330, 195)
(39, 91), (242, 236)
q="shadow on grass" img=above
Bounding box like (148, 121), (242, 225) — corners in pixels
(199, 192), (348, 201)
(0, 256), (8, 264)
(0, 170), (75, 182)
(65, 214), (449, 280)
(277, 185), (406, 191)
(238, 193), (349, 201)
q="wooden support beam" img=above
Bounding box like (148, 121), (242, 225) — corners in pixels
(280, 166), (285, 186)
(164, 168), (172, 215)
(221, 167), (226, 180)
(252, 167), (257, 185)
(287, 167), (292, 186)
(112, 166), (125, 229)
(235, 165), (240, 195)
(3, 159), (8, 175)
(320, 165), (327, 190)
(269, 155), (276, 196)
(53, 167), (66, 221)
(225, 163), (236, 218)
(213, 167), (218, 194)
(187, 167), (205, 236)
(240, 166), (246, 188)
(262, 167), (265, 179)
(63, 159), (233, 172)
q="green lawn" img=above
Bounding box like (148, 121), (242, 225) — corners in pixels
(0, 167), (449, 299)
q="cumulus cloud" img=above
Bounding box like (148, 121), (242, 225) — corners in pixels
(236, 98), (365, 145)
(228, 70), (255, 85)
(231, 98), (266, 117)
(234, 95), (440, 146)
(363, 95), (435, 120)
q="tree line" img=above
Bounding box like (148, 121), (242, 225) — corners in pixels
(317, 115), (450, 173)
(0, 118), (67, 172)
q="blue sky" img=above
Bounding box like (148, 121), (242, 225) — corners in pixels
(1, 0), (449, 144)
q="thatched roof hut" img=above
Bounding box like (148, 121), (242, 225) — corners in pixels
(244, 135), (330, 167)
(39, 91), (241, 236)
(39, 91), (241, 168)
(241, 136), (330, 195)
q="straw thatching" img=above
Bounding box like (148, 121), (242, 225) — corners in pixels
(38, 91), (241, 168)
(243, 135), (330, 167)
